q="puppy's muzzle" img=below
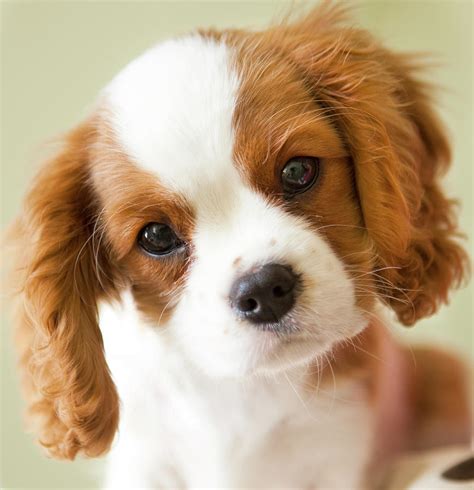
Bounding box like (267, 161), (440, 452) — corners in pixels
(229, 263), (298, 327)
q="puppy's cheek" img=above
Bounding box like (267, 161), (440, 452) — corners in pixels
(297, 237), (366, 336)
(167, 253), (276, 376)
(277, 234), (369, 362)
(353, 279), (377, 314)
(171, 296), (262, 377)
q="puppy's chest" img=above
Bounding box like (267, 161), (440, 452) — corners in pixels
(116, 363), (373, 488)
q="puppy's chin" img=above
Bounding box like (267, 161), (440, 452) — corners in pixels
(168, 311), (369, 379)
(252, 334), (332, 376)
(252, 325), (368, 377)
(243, 308), (370, 377)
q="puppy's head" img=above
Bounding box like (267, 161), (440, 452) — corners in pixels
(11, 4), (467, 458)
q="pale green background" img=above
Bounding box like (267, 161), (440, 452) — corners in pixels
(1, 0), (472, 488)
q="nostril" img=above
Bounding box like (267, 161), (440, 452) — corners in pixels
(272, 285), (286, 298)
(239, 297), (258, 312)
(229, 263), (299, 325)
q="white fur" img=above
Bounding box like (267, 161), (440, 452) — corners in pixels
(105, 36), (238, 205)
(101, 294), (374, 489)
(100, 35), (373, 488)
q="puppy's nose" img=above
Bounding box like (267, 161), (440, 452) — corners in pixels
(230, 264), (298, 324)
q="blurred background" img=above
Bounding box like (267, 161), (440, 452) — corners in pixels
(1, 1), (472, 487)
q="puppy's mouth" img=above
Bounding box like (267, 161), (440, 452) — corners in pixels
(252, 329), (323, 375)
(239, 297), (323, 373)
(242, 315), (301, 336)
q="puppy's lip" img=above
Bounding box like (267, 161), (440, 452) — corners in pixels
(281, 332), (320, 344)
(248, 319), (299, 335)
(254, 332), (323, 374)
(261, 329), (320, 353)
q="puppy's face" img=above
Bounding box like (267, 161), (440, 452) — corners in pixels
(13, 5), (466, 459)
(95, 35), (371, 377)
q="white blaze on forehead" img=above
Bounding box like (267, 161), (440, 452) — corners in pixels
(104, 35), (240, 204)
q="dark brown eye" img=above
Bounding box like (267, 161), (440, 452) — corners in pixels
(281, 156), (320, 194)
(138, 223), (184, 257)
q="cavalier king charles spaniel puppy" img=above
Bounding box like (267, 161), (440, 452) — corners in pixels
(10, 3), (471, 488)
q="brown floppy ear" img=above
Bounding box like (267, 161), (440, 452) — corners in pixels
(347, 52), (468, 325)
(280, 5), (468, 325)
(10, 120), (120, 459)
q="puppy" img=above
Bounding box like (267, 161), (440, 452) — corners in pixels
(10, 3), (471, 488)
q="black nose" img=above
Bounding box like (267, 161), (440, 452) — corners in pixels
(229, 263), (298, 324)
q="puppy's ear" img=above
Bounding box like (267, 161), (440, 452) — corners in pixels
(349, 53), (468, 326)
(10, 121), (120, 459)
(281, 4), (468, 325)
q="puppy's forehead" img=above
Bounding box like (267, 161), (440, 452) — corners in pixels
(105, 35), (240, 203)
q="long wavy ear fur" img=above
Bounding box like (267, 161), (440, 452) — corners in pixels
(277, 2), (468, 325)
(10, 121), (120, 459)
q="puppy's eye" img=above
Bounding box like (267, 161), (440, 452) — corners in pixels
(138, 223), (184, 257)
(281, 156), (320, 194)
